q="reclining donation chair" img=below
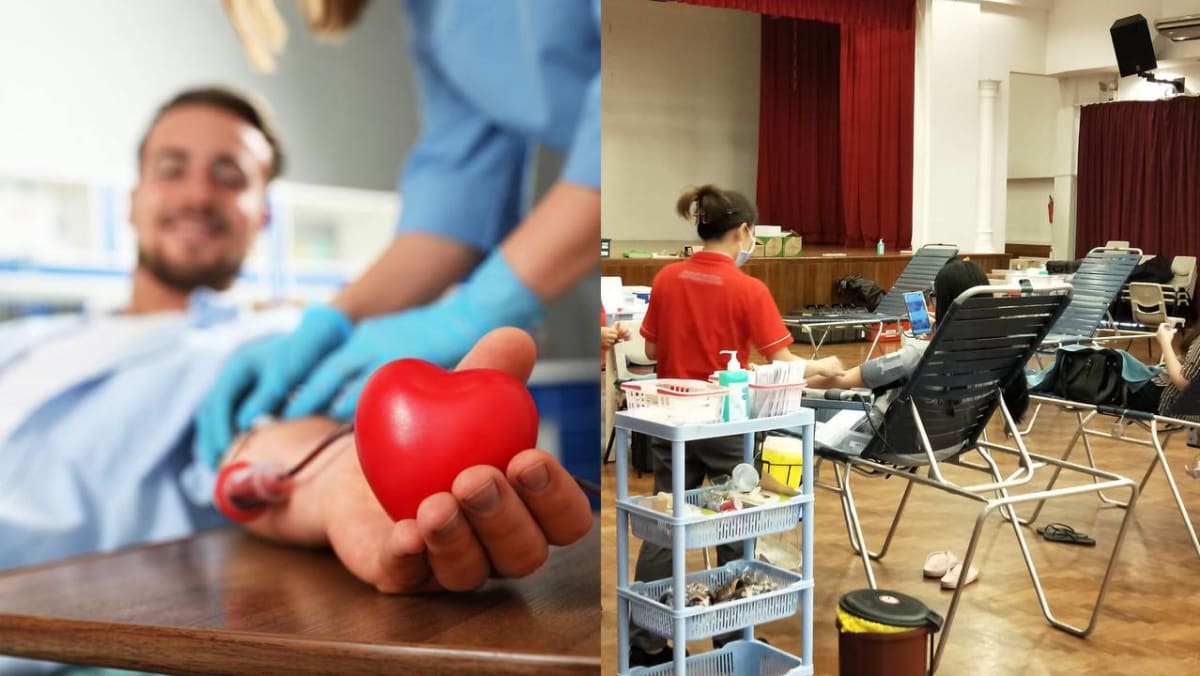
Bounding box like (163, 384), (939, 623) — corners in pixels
(1041, 247), (1143, 348)
(803, 283), (1139, 674)
(1021, 247), (1146, 433)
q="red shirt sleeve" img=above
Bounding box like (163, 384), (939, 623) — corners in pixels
(746, 278), (793, 355)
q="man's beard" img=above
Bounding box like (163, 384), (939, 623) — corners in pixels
(138, 247), (243, 294)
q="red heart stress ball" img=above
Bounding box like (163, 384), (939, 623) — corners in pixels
(214, 359), (538, 522)
(354, 359), (538, 520)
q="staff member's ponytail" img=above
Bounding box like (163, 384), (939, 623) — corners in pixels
(676, 185), (757, 241)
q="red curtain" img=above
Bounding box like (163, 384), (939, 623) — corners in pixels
(753, 4), (914, 248)
(670, 0), (913, 28)
(1076, 99), (1200, 264)
(839, 22), (915, 248)
(756, 19), (843, 244)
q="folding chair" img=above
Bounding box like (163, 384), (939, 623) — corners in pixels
(804, 283), (1138, 673)
(783, 243), (959, 357)
(1127, 282), (1185, 361)
(1168, 255), (1196, 311)
(1020, 375), (1200, 561)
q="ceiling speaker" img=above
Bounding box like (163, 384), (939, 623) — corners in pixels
(1110, 14), (1157, 77)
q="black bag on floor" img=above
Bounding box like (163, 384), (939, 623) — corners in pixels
(1045, 259), (1083, 274)
(833, 275), (884, 312)
(1052, 348), (1126, 406)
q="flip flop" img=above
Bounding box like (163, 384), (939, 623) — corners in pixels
(1036, 523), (1096, 546)
(940, 562), (979, 590)
(922, 550), (960, 579)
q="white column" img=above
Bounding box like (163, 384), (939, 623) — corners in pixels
(975, 79), (1001, 252)
(910, 0), (933, 249)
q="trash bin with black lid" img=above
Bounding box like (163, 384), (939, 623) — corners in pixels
(836, 589), (943, 676)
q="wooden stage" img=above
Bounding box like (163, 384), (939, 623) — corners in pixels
(600, 246), (1011, 313)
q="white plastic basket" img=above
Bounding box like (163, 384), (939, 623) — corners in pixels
(630, 640), (807, 676)
(625, 486), (807, 549)
(621, 379), (727, 424)
(749, 381), (806, 418)
(625, 561), (805, 640)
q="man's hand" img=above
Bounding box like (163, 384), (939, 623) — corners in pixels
(806, 356), (846, 379)
(371, 327), (592, 593)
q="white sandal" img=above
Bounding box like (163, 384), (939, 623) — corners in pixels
(922, 550), (959, 579)
(940, 562), (979, 590)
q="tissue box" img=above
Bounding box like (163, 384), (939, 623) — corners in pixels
(783, 235), (803, 256)
(758, 234), (802, 257)
(763, 237), (785, 257)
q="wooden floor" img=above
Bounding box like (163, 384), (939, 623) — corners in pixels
(601, 340), (1200, 675)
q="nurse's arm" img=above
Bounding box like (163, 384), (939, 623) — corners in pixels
(815, 366), (865, 390)
(643, 340), (657, 361)
(331, 182), (599, 322)
(500, 182), (600, 302)
(766, 347), (798, 362)
(765, 347), (846, 388)
(332, 233), (479, 322)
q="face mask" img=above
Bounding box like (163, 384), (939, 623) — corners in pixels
(735, 226), (755, 267)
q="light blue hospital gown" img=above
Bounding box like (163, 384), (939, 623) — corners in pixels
(0, 292), (297, 675)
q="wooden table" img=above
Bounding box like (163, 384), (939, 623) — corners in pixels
(601, 250), (1012, 313)
(0, 525), (600, 675)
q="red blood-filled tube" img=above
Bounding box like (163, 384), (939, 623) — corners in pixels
(214, 460), (295, 522)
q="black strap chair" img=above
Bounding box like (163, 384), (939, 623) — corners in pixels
(1022, 246), (1145, 435)
(804, 283), (1138, 673)
(1042, 246), (1142, 346)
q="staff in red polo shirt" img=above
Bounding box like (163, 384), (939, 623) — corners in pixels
(627, 184), (843, 667)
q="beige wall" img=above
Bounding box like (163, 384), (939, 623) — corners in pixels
(601, 0), (761, 244)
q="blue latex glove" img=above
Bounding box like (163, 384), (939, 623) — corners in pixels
(194, 304), (352, 468)
(283, 251), (544, 421)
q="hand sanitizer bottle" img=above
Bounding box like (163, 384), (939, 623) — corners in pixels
(718, 350), (749, 422)
(876, 238), (885, 256)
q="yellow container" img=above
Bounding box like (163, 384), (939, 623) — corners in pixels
(761, 435), (804, 488)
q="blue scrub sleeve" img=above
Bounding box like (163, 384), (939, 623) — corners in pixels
(561, 0), (600, 190)
(394, 30), (529, 252)
(561, 70), (600, 190)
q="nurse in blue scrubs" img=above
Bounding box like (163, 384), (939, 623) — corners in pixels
(198, 0), (601, 466)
